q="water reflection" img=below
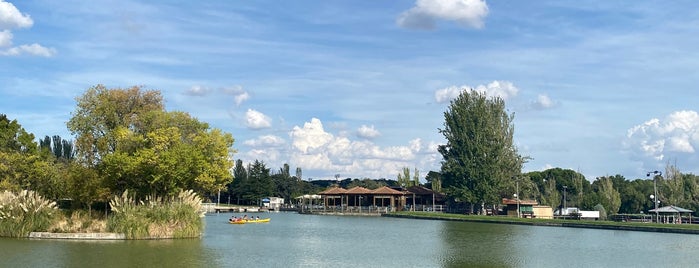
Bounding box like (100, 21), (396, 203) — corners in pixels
(3, 214), (699, 267)
(439, 221), (518, 268)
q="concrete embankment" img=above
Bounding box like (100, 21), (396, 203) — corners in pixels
(28, 232), (126, 240)
(384, 213), (699, 235)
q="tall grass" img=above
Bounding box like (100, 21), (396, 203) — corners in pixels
(107, 189), (204, 239)
(0, 190), (58, 237)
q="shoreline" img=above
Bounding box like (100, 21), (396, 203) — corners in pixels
(383, 212), (699, 235)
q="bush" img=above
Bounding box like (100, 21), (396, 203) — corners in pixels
(107, 189), (204, 239)
(594, 204), (607, 221)
(0, 190), (58, 237)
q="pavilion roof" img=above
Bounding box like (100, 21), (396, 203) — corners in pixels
(502, 198), (538, 206)
(345, 186), (372, 194)
(371, 186), (404, 195)
(318, 187), (347, 195)
(649, 205), (694, 213)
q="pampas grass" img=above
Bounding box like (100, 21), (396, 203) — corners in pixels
(0, 190), (58, 237)
(107, 189), (204, 239)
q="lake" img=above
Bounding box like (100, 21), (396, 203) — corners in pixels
(1, 212), (698, 267)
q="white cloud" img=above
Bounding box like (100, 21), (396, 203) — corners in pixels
(245, 109), (272, 129)
(397, 0), (489, 30)
(357, 125), (381, 139)
(221, 85), (249, 106)
(0, 29), (11, 47)
(0, 2), (54, 57)
(243, 135), (286, 147)
(185, 85), (209, 96)
(0, 0), (33, 29)
(0, 43), (56, 57)
(624, 110), (699, 167)
(531, 94), (556, 110)
(290, 118), (333, 153)
(435, 80), (519, 103)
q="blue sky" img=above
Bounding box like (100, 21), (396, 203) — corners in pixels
(3, 0), (699, 181)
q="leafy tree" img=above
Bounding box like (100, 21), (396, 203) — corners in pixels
(0, 114), (37, 153)
(664, 163), (685, 206)
(595, 176), (621, 215)
(425, 171), (442, 192)
(397, 167), (420, 187)
(67, 85), (163, 165)
(67, 85), (235, 198)
(438, 90), (524, 212)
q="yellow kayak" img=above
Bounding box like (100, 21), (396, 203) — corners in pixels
(228, 218), (271, 224)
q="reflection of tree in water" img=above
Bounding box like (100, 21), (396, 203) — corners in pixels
(439, 221), (520, 268)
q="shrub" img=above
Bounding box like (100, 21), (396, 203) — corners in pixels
(0, 190), (58, 237)
(107, 189), (204, 239)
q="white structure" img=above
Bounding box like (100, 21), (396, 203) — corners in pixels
(555, 207), (599, 220)
(262, 197), (284, 211)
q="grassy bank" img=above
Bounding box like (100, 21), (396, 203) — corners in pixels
(385, 211), (699, 235)
(1, 189), (205, 239)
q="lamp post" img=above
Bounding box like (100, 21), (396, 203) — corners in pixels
(515, 179), (520, 218)
(647, 171), (662, 223)
(563, 185), (567, 213)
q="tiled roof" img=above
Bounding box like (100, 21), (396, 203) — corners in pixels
(345, 186), (371, 194)
(318, 187), (347, 195)
(371, 186), (404, 195)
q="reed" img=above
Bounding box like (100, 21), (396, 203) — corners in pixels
(0, 190), (58, 237)
(107, 189), (204, 239)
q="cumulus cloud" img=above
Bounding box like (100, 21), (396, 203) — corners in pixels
(0, 29), (11, 46)
(0, 0), (33, 29)
(624, 110), (699, 166)
(531, 94), (556, 110)
(236, 118), (443, 179)
(397, 0), (489, 30)
(222, 85), (249, 106)
(184, 85), (209, 96)
(357, 125), (381, 139)
(0, 1), (55, 57)
(435, 80), (519, 103)
(290, 118), (334, 154)
(243, 135), (286, 147)
(245, 109), (272, 129)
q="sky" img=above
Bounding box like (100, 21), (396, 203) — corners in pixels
(3, 0), (699, 182)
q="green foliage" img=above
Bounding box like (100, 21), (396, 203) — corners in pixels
(397, 167), (420, 187)
(67, 85), (236, 199)
(0, 114), (37, 154)
(425, 171), (442, 192)
(438, 90), (525, 208)
(594, 204), (607, 220)
(0, 190), (58, 237)
(107, 189), (204, 239)
(595, 176), (621, 215)
(67, 85), (164, 165)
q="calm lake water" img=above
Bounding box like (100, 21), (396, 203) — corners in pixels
(2, 212), (699, 267)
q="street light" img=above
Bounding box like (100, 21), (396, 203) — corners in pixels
(647, 170), (662, 223)
(514, 177), (520, 218)
(563, 186), (567, 213)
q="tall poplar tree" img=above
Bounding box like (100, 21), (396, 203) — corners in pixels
(438, 90), (524, 213)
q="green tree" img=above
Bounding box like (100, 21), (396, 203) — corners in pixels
(595, 176), (621, 215)
(67, 85), (163, 165)
(67, 85), (235, 198)
(243, 160), (273, 204)
(397, 167), (420, 187)
(425, 171), (442, 192)
(438, 90), (524, 212)
(0, 114), (37, 153)
(664, 163), (685, 206)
